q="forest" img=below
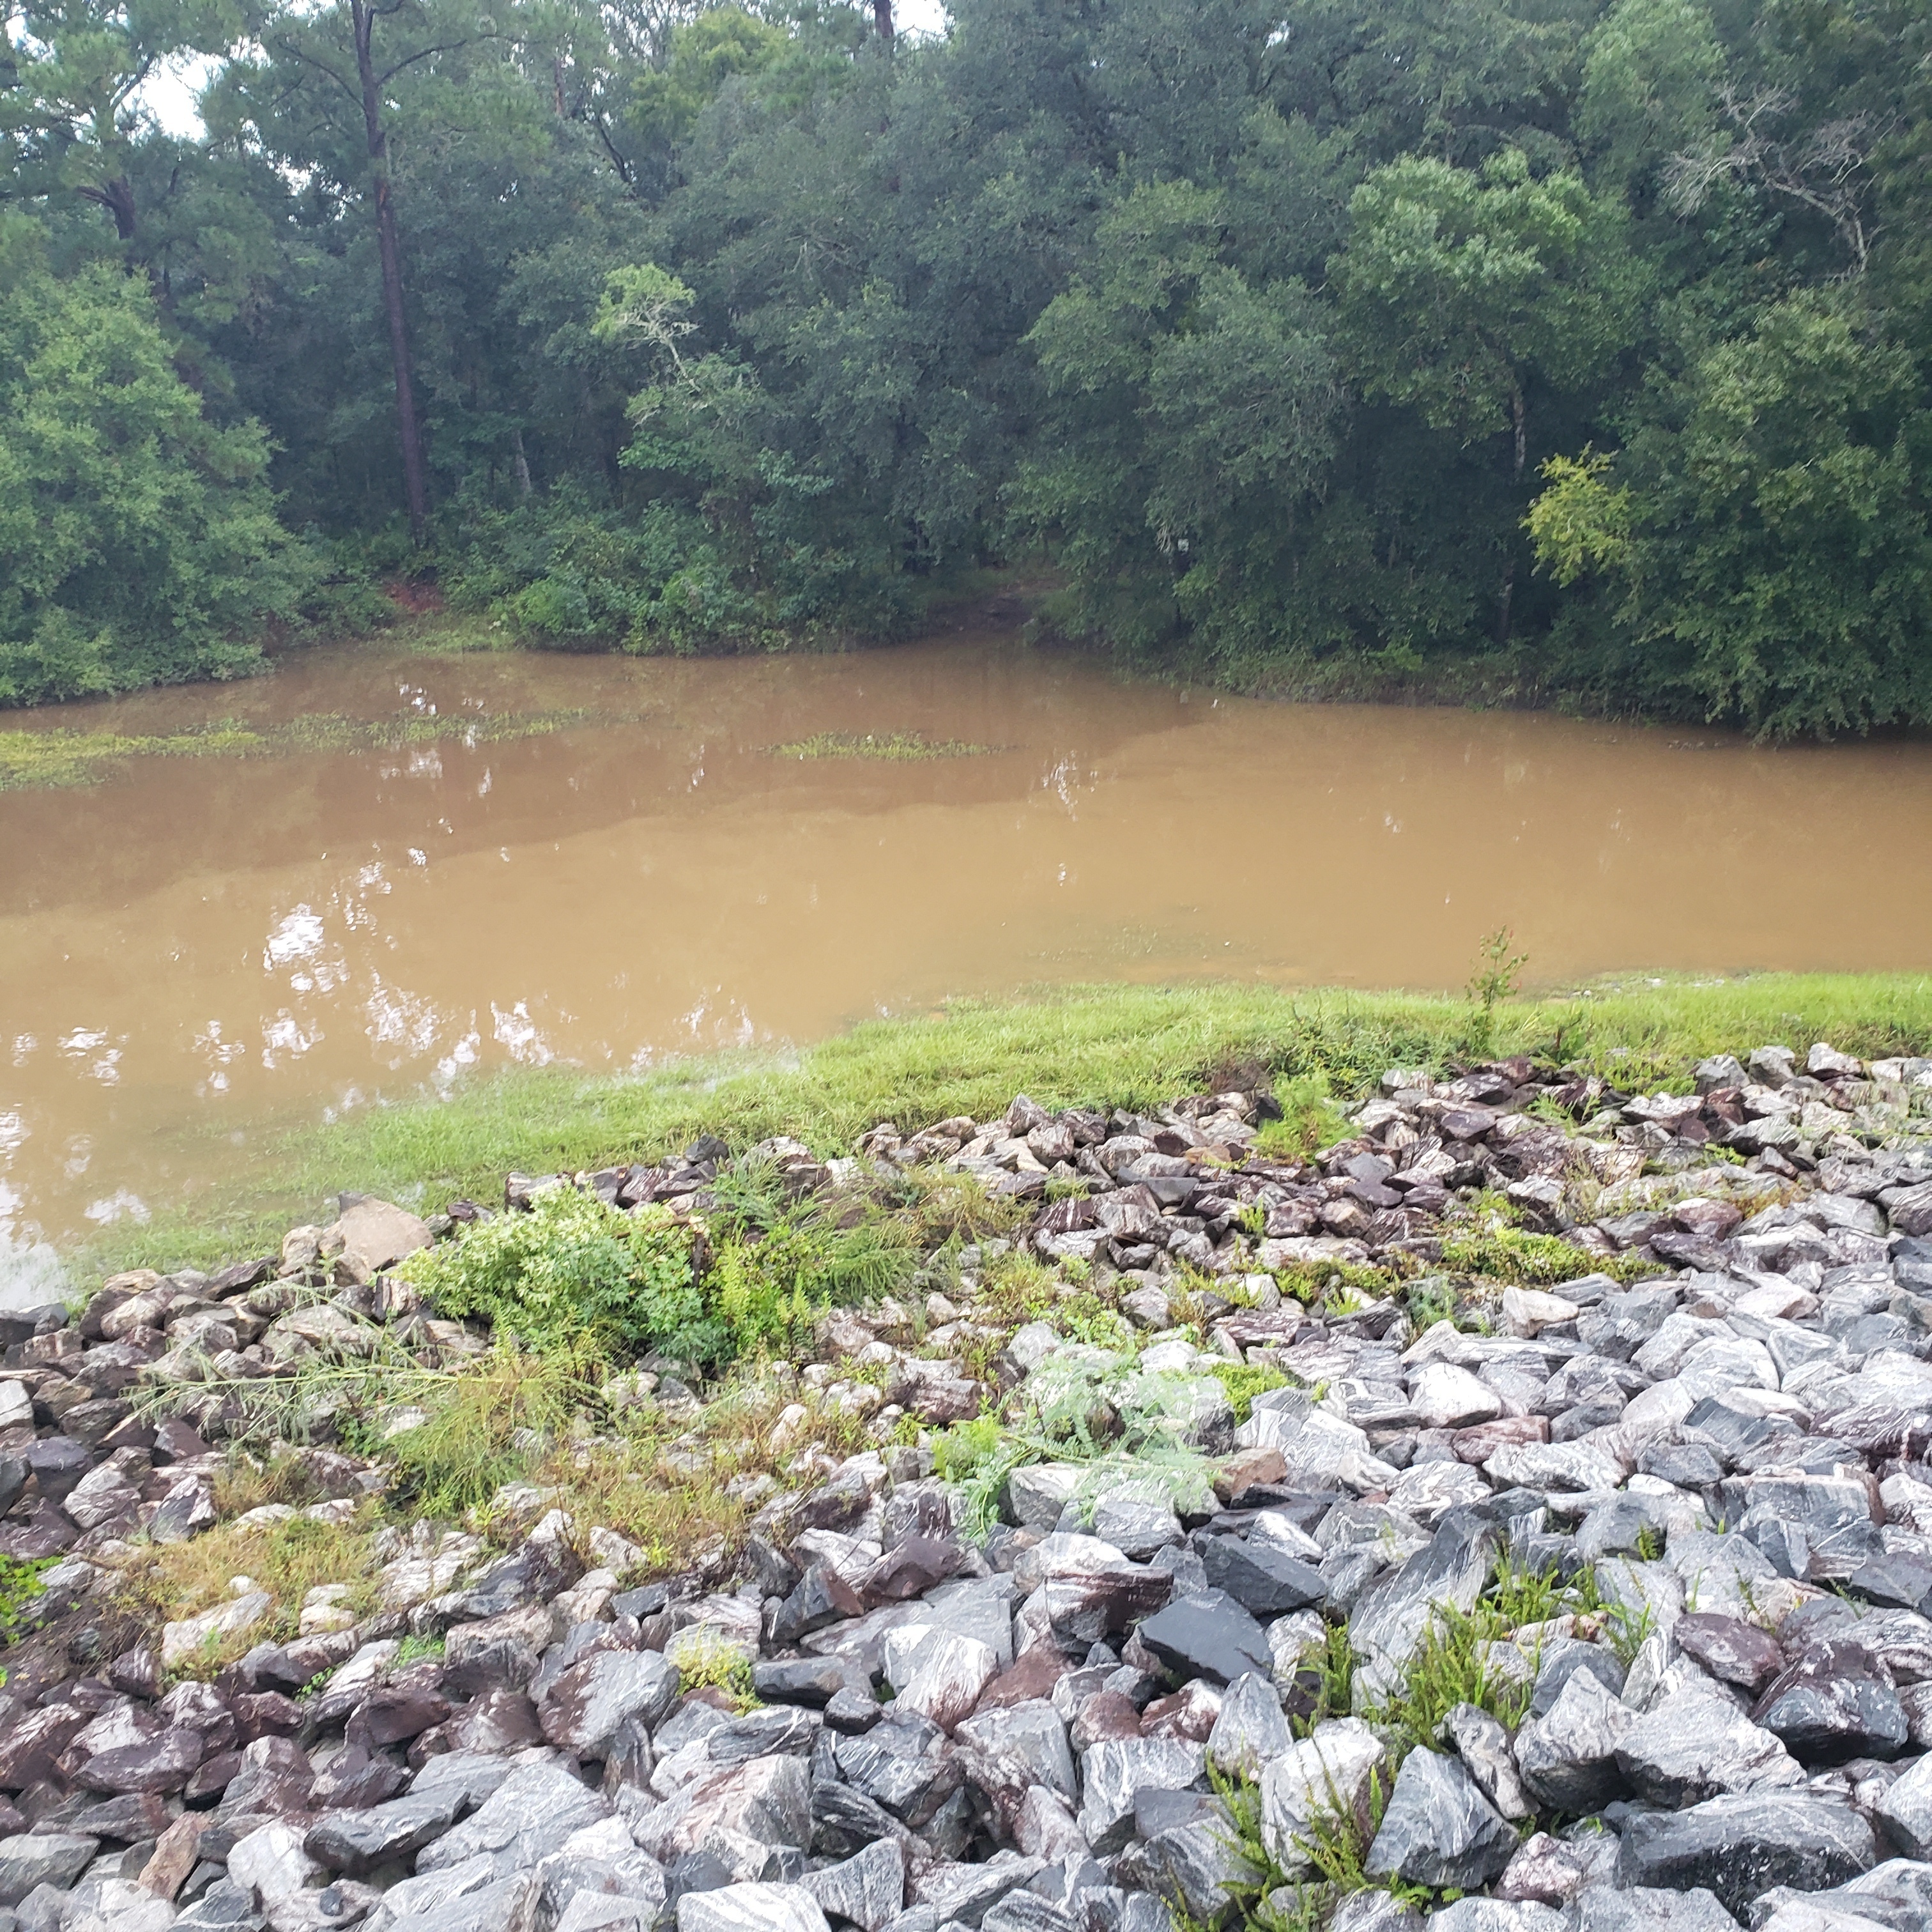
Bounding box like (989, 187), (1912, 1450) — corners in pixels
(3, 0), (1929, 735)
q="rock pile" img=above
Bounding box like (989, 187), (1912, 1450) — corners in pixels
(3, 1043), (1932, 1931)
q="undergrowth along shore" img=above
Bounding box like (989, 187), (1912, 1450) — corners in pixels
(91, 973), (1932, 1280)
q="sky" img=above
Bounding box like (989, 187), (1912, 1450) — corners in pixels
(137, 1), (952, 138)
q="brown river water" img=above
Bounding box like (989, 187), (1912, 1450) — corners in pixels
(3, 635), (1931, 1276)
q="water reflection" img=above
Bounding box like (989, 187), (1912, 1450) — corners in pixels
(0, 635), (1929, 1246)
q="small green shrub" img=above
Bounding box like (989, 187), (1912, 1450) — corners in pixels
(1207, 1360), (1289, 1422)
(0, 1556), (52, 1644)
(1254, 1074), (1354, 1163)
(401, 1188), (700, 1356)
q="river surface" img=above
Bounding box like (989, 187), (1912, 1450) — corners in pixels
(4, 635), (1931, 1265)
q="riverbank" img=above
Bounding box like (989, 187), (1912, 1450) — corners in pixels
(85, 976), (1932, 1280)
(6, 1012), (1932, 1929)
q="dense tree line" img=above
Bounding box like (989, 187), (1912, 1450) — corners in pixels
(4, 0), (1929, 733)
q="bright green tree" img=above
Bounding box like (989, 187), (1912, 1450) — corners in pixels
(0, 216), (310, 703)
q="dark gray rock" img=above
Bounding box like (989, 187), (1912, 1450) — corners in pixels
(540, 1650), (680, 1760)
(1753, 1641), (1909, 1763)
(1074, 1738), (1204, 1853)
(1616, 1792), (1876, 1917)
(1517, 1669), (1636, 1811)
(1198, 1537), (1326, 1618)
(1133, 1591), (1273, 1687)
(304, 1788), (464, 1875)
(1349, 1517), (1498, 1703)
(1613, 1694), (1803, 1805)
(1364, 1747), (1515, 1890)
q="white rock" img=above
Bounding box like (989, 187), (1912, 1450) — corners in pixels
(1409, 1363), (1502, 1430)
(676, 1882), (830, 1932)
(1259, 1718), (1388, 1872)
(230, 1819), (325, 1903)
(161, 1590), (272, 1671)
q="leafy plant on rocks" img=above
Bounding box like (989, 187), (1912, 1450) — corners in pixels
(671, 1624), (757, 1708)
(0, 1555), (52, 1644)
(1466, 926), (1529, 1056)
(1252, 1073), (1353, 1163)
(1206, 1360), (1289, 1422)
(400, 1187), (702, 1357)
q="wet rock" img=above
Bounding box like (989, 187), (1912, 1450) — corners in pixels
(1363, 1747), (1516, 1890)
(1616, 1791), (1877, 1917)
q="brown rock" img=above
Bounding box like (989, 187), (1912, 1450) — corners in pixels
(1214, 1449), (1289, 1503)
(0, 1705), (88, 1791)
(139, 1812), (210, 1899)
(1675, 1613), (1786, 1695)
(72, 1727), (204, 1795)
(334, 1199), (433, 1285)
(974, 1646), (1073, 1715)
(1452, 1416), (1550, 1465)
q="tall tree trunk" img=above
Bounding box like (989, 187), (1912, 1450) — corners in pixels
(353, 0), (431, 545)
(874, 0), (894, 42)
(78, 176), (138, 240)
(1510, 379), (1526, 480)
(511, 427), (533, 498)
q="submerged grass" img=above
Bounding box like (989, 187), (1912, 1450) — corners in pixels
(0, 707), (613, 790)
(80, 972), (1932, 1276)
(767, 730), (993, 760)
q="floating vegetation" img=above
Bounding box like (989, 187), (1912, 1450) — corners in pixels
(0, 709), (611, 791)
(768, 730), (993, 761)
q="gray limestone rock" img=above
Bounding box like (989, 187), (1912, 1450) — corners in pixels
(1614, 1692), (1805, 1805)
(677, 1882), (832, 1932)
(540, 1649), (680, 1760)
(1874, 1748), (1932, 1857)
(1074, 1738), (1204, 1853)
(1363, 1747), (1516, 1890)
(802, 1838), (905, 1932)
(1349, 1518), (1498, 1703)
(1257, 1719), (1386, 1873)
(1425, 1903), (1567, 1932)
(0, 1834), (98, 1906)
(1443, 1701), (1531, 1820)
(415, 1759), (611, 1881)
(1205, 1672), (1291, 1782)
(1618, 1792), (1878, 1917)
(1515, 1669), (1636, 1811)
(1133, 1591), (1273, 1687)
(1572, 1887), (1742, 1929)
(304, 1787), (464, 1875)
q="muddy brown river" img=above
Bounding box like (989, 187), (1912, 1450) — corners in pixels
(4, 636), (1931, 1266)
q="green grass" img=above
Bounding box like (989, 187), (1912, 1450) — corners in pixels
(767, 730), (993, 760)
(0, 707), (613, 790)
(77, 973), (1932, 1276)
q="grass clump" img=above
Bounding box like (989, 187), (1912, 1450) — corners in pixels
(399, 1189), (702, 1358)
(1439, 1225), (1658, 1287)
(378, 1342), (596, 1518)
(769, 730), (992, 760)
(1273, 1260), (1406, 1307)
(1252, 1073), (1353, 1164)
(118, 1510), (381, 1676)
(0, 708), (605, 791)
(669, 1624), (758, 1708)
(1207, 1361), (1289, 1423)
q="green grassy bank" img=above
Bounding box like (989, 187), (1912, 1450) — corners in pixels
(88, 972), (1932, 1282)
